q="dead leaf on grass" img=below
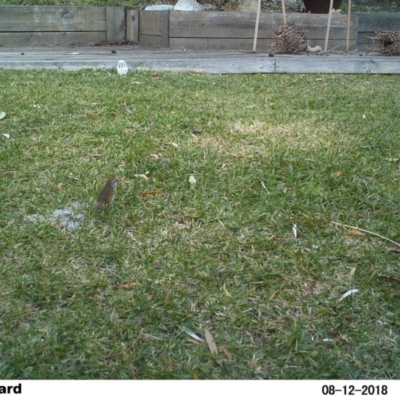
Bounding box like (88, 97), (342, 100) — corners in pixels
(170, 214), (193, 223)
(117, 283), (136, 289)
(150, 153), (160, 160)
(184, 329), (203, 342)
(122, 215), (133, 225)
(88, 152), (103, 158)
(269, 290), (278, 301)
(345, 229), (365, 237)
(222, 348), (233, 361)
(339, 288), (359, 301)
(222, 282), (232, 298)
(128, 366), (137, 378)
(95, 294), (106, 301)
(55, 182), (63, 191)
(205, 329), (218, 355)
(386, 247), (400, 253)
(187, 338), (202, 345)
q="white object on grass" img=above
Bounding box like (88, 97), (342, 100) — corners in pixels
(189, 175), (196, 186)
(117, 60), (128, 75)
(339, 288), (359, 301)
(183, 328), (203, 342)
(25, 201), (85, 231)
(292, 223), (297, 238)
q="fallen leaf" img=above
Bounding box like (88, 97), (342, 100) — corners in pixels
(3, 133), (10, 139)
(140, 190), (162, 196)
(184, 329), (203, 342)
(118, 283), (136, 289)
(0, 111), (6, 120)
(124, 108), (133, 115)
(205, 329), (218, 355)
(134, 174), (149, 180)
(150, 153), (160, 159)
(269, 290), (278, 301)
(128, 366), (137, 378)
(187, 338), (201, 345)
(147, 294), (154, 301)
(88, 153), (103, 157)
(386, 247), (400, 253)
(122, 215), (133, 225)
(345, 229), (365, 237)
(222, 348), (233, 361)
(248, 360), (258, 367)
(170, 214), (193, 223)
(171, 142), (179, 148)
(110, 112), (118, 117)
(55, 182), (63, 191)
(95, 294), (106, 301)
(339, 288), (359, 301)
(333, 171), (342, 176)
(339, 333), (351, 343)
(292, 223), (297, 238)
(222, 282), (232, 298)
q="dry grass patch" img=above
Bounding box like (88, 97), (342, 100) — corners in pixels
(190, 120), (355, 158)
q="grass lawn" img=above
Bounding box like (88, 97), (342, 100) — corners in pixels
(0, 70), (400, 379)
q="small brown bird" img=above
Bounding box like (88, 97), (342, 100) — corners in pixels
(96, 178), (117, 210)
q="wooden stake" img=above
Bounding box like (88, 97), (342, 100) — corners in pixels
(252, 0), (262, 52)
(281, 0), (286, 24)
(346, 0), (352, 52)
(324, 0), (334, 52)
